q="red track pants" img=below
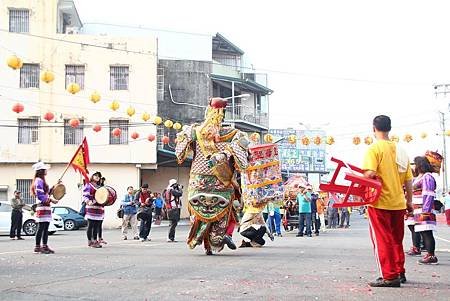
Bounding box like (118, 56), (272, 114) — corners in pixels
(367, 207), (405, 280)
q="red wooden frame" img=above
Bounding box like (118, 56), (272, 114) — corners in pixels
(319, 157), (382, 208)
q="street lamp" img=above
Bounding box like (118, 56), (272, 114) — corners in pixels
(224, 93), (250, 120)
(224, 93), (250, 100)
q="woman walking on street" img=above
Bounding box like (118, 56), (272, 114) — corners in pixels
(413, 156), (439, 264)
(31, 162), (58, 254)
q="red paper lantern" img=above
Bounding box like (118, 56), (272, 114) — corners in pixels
(147, 134), (156, 142)
(12, 103), (24, 114)
(69, 118), (80, 128)
(43, 111), (54, 121)
(112, 127), (122, 137)
(131, 132), (139, 140)
(92, 124), (102, 132)
(161, 135), (170, 144)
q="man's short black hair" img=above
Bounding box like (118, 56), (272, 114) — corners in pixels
(373, 115), (391, 132)
(141, 183), (149, 188)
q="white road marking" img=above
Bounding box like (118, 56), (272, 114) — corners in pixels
(435, 235), (450, 243)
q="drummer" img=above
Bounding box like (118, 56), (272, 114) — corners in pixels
(83, 171), (104, 248)
(31, 161), (58, 254)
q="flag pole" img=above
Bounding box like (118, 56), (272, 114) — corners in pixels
(58, 137), (86, 182)
(58, 144), (81, 182)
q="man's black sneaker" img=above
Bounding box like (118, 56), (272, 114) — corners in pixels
(368, 277), (401, 287)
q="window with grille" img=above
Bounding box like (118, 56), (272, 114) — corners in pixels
(9, 9), (29, 33)
(110, 66), (129, 90)
(109, 119), (129, 144)
(16, 179), (33, 204)
(64, 119), (84, 145)
(20, 64), (40, 88)
(65, 65), (85, 89)
(18, 118), (39, 144)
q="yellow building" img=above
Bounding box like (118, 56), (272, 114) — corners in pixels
(0, 0), (158, 227)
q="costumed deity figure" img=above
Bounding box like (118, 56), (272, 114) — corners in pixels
(239, 143), (284, 247)
(175, 97), (249, 255)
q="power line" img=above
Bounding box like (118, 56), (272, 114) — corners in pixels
(0, 29), (430, 86)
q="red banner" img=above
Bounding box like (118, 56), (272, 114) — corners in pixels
(69, 137), (90, 182)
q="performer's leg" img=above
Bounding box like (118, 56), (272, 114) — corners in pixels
(92, 220), (99, 241)
(226, 213), (236, 236)
(98, 220), (104, 241)
(223, 214), (237, 250)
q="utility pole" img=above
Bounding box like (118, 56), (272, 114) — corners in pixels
(434, 84), (450, 193)
(439, 111), (448, 194)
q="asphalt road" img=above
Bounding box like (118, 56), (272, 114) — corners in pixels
(0, 214), (449, 301)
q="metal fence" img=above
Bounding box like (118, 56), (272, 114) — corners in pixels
(224, 105), (269, 128)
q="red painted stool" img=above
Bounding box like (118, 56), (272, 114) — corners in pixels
(319, 157), (382, 208)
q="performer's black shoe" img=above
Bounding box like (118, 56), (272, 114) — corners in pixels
(205, 250), (213, 255)
(223, 235), (237, 250)
(268, 232), (274, 241)
(239, 240), (252, 248)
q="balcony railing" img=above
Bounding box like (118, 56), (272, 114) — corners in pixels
(224, 105), (269, 128)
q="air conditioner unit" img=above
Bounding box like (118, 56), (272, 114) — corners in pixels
(65, 27), (79, 34)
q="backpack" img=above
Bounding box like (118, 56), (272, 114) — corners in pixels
(163, 189), (171, 202)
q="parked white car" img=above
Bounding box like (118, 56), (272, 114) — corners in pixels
(0, 201), (63, 236)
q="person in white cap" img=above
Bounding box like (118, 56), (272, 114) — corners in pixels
(31, 161), (58, 254)
(164, 179), (183, 242)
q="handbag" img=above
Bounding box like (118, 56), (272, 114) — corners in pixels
(117, 206), (124, 219)
(137, 206), (152, 220)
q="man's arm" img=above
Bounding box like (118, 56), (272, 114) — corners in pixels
(404, 180), (413, 213)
